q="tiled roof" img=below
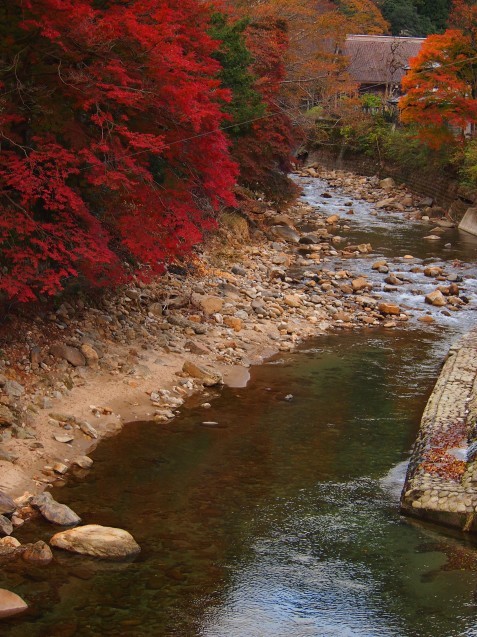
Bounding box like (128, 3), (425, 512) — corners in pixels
(344, 35), (425, 85)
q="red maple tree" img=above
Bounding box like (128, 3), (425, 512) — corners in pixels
(0, 0), (238, 301)
(232, 17), (296, 198)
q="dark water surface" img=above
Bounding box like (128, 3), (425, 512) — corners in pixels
(3, 179), (477, 636)
(3, 331), (477, 637)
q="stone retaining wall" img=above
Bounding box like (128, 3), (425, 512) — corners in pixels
(400, 329), (477, 532)
(305, 147), (477, 221)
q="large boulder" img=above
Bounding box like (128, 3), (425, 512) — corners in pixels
(30, 492), (81, 526)
(50, 525), (140, 559)
(459, 207), (477, 237)
(50, 343), (86, 367)
(182, 361), (223, 387)
(270, 225), (300, 243)
(191, 294), (224, 316)
(0, 589), (28, 619)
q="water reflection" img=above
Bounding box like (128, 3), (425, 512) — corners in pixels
(3, 332), (477, 636)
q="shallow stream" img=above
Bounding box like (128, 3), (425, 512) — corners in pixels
(3, 178), (477, 636)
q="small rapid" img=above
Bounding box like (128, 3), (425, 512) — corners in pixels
(298, 175), (477, 331)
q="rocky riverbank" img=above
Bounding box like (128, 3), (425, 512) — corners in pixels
(0, 164), (475, 571)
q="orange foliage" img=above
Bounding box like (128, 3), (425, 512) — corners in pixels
(401, 26), (477, 149)
(222, 0), (388, 110)
(419, 423), (468, 483)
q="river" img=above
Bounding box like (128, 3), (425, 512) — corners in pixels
(2, 177), (477, 637)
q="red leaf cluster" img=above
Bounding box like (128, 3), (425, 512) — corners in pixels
(418, 423), (468, 483)
(0, 0), (239, 301)
(233, 18), (296, 198)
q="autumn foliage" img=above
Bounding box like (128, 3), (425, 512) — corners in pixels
(401, 0), (477, 149)
(0, 0), (240, 301)
(0, 0), (395, 303)
(227, 0), (388, 109)
(233, 18), (296, 196)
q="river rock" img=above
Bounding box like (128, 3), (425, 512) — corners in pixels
(223, 317), (243, 332)
(424, 266), (443, 278)
(0, 516), (13, 536)
(417, 196), (433, 208)
(53, 462), (68, 475)
(425, 290), (447, 307)
(375, 198), (395, 209)
(50, 525), (140, 559)
(80, 344), (99, 367)
(22, 541), (53, 566)
(30, 492), (81, 526)
(0, 589), (28, 619)
(77, 420), (98, 439)
(352, 277), (370, 292)
(231, 264), (246, 277)
(433, 218), (453, 229)
(191, 294), (223, 315)
(384, 273), (403, 286)
(378, 303), (401, 316)
(3, 381), (24, 399)
(72, 456), (93, 470)
(326, 214), (340, 225)
(0, 406), (15, 428)
(270, 214), (295, 228)
(270, 225), (300, 243)
(284, 294), (302, 308)
(50, 343), (86, 367)
(54, 433), (74, 444)
(148, 302), (163, 317)
(0, 537), (20, 549)
(185, 340), (210, 356)
(0, 492), (15, 516)
(182, 361), (223, 387)
(379, 177), (395, 191)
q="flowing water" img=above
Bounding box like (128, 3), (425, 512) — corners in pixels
(3, 179), (477, 637)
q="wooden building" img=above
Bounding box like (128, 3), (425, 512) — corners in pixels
(344, 35), (425, 100)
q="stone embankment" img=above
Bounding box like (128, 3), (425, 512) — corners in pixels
(401, 329), (477, 532)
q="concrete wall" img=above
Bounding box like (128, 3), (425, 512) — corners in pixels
(459, 207), (477, 237)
